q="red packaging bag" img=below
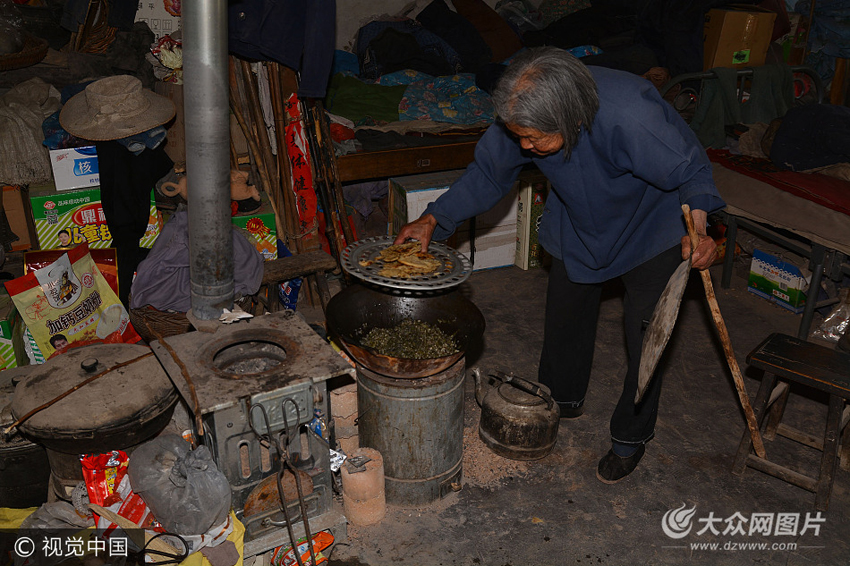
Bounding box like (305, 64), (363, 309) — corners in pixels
(81, 451), (130, 508)
(5, 243), (141, 358)
(82, 452), (161, 536)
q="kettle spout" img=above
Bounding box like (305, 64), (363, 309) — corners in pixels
(472, 367), (485, 406)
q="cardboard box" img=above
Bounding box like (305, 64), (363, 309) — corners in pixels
(747, 249), (809, 314)
(703, 5), (777, 69)
(2, 185), (37, 252)
(29, 184), (163, 250)
(388, 170), (518, 271)
(515, 172), (549, 270)
(49, 146), (100, 191)
(154, 82), (185, 164)
(135, 0), (181, 41)
(231, 192), (278, 260)
(0, 293), (25, 371)
(454, 224), (518, 271)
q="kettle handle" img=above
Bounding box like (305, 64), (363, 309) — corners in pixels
(490, 371), (554, 411)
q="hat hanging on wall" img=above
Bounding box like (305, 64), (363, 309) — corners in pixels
(59, 75), (176, 141)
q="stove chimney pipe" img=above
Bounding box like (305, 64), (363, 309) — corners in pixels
(182, 0), (233, 320)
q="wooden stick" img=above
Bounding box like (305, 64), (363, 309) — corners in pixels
(268, 63), (316, 307)
(229, 59), (274, 203)
(315, 100), (355, 246)
(89, 504), (183, 563)
(239, 60), (280, 195)
(802, 0), (817, 63)
(683, 204), (766, 458)
(4, 352), (154, 436)
(301, 100), (343, 262)
(156, 335), (204, 437)
(267, 62), (300, 253)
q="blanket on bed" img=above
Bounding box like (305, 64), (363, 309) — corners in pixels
(708, 149), (850, 217)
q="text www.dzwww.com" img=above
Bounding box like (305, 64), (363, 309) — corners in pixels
(690, 542), (798, 551)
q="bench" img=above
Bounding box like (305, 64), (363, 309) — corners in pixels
(732, 333), (850, 511)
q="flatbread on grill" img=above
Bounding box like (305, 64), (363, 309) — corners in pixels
(397, 252), (441, 271)
(377, 242), (420, 263)
(375, 242), (443, 279)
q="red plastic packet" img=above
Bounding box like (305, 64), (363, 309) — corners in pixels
(81, 451), (129, 507)
(271, 531), (334, 566)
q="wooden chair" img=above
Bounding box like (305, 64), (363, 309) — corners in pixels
(733, 333), (850, 511)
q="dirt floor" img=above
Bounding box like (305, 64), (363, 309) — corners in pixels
(325, 247), (850, 566)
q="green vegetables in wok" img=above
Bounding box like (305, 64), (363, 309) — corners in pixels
(361, 319), (459, 359)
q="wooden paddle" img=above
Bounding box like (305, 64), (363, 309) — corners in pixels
(682, 204), (766, 458)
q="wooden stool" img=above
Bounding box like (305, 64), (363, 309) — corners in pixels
(253, 249), (338, 314)
(733, 333), (850, 511)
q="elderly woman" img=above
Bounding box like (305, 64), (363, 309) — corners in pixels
(395, 46), (724, 483)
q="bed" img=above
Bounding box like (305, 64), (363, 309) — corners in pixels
(326, 67), (494, 182)
(662, 66), (850, 339)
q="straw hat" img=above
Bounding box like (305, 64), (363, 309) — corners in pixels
(59, 75), (176, 141)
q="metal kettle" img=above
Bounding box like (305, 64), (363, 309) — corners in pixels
(473, 369), (560, 461)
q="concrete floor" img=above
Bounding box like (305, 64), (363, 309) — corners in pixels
(327, 256), (850, 566)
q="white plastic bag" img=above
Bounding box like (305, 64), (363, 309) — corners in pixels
(813, 288), (850, 342)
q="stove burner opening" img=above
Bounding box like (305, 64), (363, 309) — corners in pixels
(212, 341), (288, 375)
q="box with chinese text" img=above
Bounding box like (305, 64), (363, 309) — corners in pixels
(0, 293), (25, 371)
(747, 249), (809, 314)
(515, 171), (549, 270)
(231, 192), (278, 260)
(29, 184), (163, 250)
(49, 147), (100, 191)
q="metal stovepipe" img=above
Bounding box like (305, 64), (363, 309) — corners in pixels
(183, 0), (233, 319)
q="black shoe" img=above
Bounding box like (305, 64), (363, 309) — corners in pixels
(596, 444), (646, 484)
(558, 403), (584, 419)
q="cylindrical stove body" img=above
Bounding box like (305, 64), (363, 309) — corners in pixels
(0, 435), (50, 508)
(356, 359), (465, 506)
(1, 367), (51, 508)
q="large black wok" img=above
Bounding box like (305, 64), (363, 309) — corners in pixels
(326, 284), (485, 379)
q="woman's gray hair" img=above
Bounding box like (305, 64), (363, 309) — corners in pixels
(492, 46), (599, 157)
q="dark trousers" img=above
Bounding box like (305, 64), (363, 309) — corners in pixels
(538, 245), (682, 445)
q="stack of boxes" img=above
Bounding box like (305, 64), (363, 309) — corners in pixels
(388, 168), (550, 271)
(34, 147), (164, 250)
(40, 146), (277, 260)
(388, 170), (521, 271)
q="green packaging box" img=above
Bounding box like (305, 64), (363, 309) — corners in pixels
(747, 249), (809, 314)
(0, 294), (25, 371)
(29, 184), (163, 250)
(231, 192), (278, 260)
(515, 172), (549, 270)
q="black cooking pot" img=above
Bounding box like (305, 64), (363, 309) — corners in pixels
(11, 343), (178, 454)
(326, 284), (485, 379)
(1, 366), (50, 508)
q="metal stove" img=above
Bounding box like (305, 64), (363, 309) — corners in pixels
(149, 310), (354, 556)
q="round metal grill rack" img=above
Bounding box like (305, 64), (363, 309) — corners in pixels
(340, 236), (472, 293)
